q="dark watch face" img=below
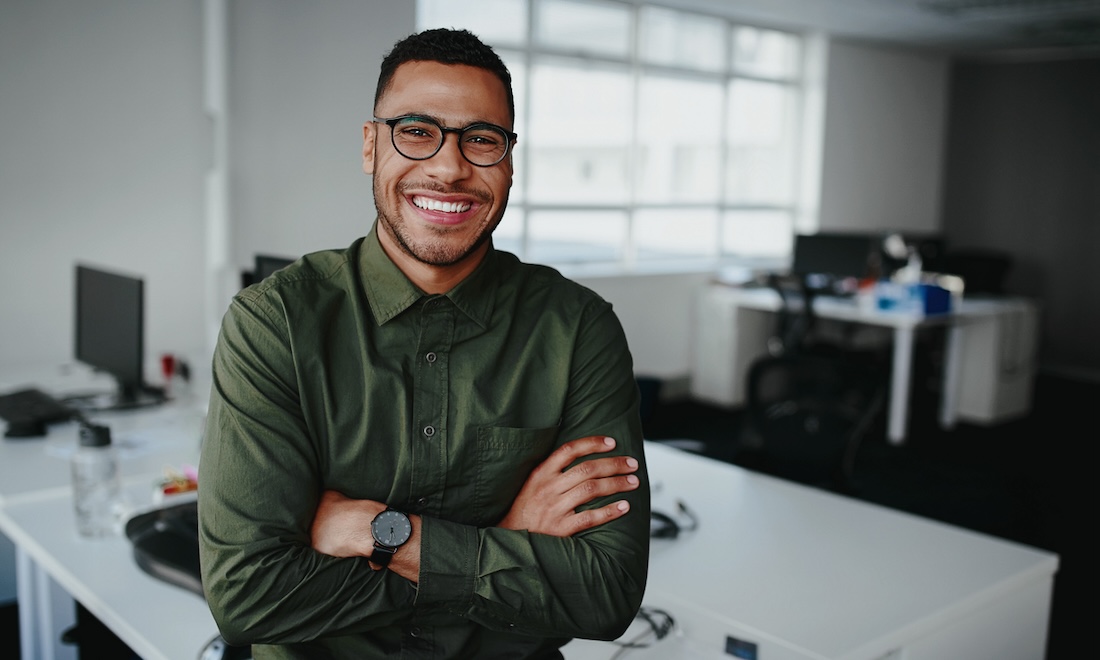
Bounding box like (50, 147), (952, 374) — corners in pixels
(371, 510), (412, 548)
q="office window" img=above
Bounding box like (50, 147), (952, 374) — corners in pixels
(418, 0), (805, 268)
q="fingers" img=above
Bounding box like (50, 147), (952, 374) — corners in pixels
(542, 435), (619, 473)
(562, 499), (632, 537)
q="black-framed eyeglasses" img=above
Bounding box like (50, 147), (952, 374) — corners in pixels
(374, 115), (517, 167)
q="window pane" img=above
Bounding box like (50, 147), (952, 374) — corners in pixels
(725, 79), (797, 205)
(493, 207), (525, 256)
(635, 208), (719, 260)
(636, 75), (723, 203)
(417, 0), (528, 48)
(527, 57), (632, 204)
(639, 7), (725, 72)
(721, 210), (793, 258)
(535, 0), (631, 58)
(528, 210), (626, 263)
(732, 26), (801, 79)
(500, 52), (527, 204)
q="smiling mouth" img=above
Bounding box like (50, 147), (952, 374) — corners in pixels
(412, 196), (472, 214)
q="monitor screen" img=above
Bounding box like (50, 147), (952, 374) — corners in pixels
(791, 232), (876, 280)
(74, 264), (150, 407)
(254, 254), (295, 282)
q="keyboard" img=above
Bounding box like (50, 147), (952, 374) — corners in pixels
(0, 387), (78, 437)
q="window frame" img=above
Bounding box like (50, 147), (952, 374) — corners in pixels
(417, 0), (809, 273)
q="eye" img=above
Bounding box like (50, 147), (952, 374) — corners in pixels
(393, 118), (440, 141)
(463, 126), (507, 150)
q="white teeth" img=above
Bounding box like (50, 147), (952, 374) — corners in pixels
(413, 196), (471, 213)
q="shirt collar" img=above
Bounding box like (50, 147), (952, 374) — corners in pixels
(359, 221), (498, 328)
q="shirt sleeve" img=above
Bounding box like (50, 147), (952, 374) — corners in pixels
(198, 294), (418, 646)
(414, 297), (651, 641)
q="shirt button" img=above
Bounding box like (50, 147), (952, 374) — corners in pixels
(425, 352), (437, 364)
(409, 627), (421, 637)
(416, 497), (428, 507)
(423, 425), (435, 438)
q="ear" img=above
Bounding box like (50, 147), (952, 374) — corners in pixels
(362, 122), (376, 175)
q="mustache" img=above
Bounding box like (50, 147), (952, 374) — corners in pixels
(397, 180), (491, 204)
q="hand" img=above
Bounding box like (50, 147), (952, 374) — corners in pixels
(311, 491), (422, 582)
(310, 490), (379, 558)
(498, 436), (640, 537)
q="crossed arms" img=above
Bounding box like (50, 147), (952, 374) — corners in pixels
(311, 435), (643, 582)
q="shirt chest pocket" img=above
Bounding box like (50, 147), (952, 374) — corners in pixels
(473, 424), (558, 525)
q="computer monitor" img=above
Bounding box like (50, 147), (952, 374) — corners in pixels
(254, 254), (295, 282)
(74, 264), (162, 409)
(241, 254), (295, 288)
(791, 232), (876, 280)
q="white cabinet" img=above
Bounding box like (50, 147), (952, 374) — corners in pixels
(954, 298), (1039, 424)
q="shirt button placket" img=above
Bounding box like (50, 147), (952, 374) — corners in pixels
(422, 346), (441, 442)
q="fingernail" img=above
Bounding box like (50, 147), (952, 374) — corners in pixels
(626, 457), (638, 469)
(627, 475), (639, 486)
(617, 500), (630, 512)
(604, 437), (615, 447)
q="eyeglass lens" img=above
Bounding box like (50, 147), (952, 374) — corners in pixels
(388, 116), (510, 166)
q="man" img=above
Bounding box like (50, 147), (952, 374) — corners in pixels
(198, 28), (649, 659)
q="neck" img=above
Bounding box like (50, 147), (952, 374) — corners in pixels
(376, 229), (489, 295)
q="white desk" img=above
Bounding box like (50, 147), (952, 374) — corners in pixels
(568, 443), (1058, 660)
(1, 366), (210, 660)
(691, 285), (1039, 445)
(0, 488), (216, 660)
(2, 436), (1058, 660)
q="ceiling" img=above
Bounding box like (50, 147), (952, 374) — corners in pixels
(671, 0), (1100, 56)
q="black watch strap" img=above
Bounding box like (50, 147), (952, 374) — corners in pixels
(369, 543), (398, 568)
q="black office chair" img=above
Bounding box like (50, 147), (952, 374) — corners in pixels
(766, 272), (859, 360)
(738, 353), (886, 493)
(940, 248), (1013, 296)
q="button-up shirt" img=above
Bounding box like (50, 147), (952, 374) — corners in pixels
(198, 224), (650, 659)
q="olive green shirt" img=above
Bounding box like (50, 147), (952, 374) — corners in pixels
(198, 225), (650, 659)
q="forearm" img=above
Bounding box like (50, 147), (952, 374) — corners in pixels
(198, 313), (420, 644)
(417, 487), (650, 641)
(198, 393), (421, 645)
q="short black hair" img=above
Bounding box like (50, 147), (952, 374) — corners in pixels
(374, 28), (515, 123)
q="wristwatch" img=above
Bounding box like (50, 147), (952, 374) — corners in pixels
(369, 508), (412, 569)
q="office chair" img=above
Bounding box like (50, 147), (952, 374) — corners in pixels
(766, 272), (859, 360)
(940, 249), (1013, 296)
(739, 353), (886, 493)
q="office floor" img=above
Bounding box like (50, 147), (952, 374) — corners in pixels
(642, 370), (1094, 660)
(1, 373), (1092, 660)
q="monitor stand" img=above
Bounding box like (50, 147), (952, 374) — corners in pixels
(64, 383), (167, 413)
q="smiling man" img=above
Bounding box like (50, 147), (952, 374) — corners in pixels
(198, 28), (650, 659)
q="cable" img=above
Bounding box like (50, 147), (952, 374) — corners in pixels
(607, 607), (676, 659)
(650, 500), (699, 539)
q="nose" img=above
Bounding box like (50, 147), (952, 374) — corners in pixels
(422, 131), (473, 182)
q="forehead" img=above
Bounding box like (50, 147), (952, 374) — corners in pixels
(379, 61), (511, 127)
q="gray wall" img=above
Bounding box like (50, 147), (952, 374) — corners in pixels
(0, 0), (208, 372)
(941, 57), (1100, 379)
(229, 0), (411, 267)
(819, 40), (950, 235)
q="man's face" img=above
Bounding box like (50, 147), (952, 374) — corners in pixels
(364, 61), (514, 271)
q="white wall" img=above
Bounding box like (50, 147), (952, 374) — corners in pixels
(0, 0), (208, 372)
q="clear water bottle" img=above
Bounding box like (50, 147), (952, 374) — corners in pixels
(72, 422), (123, 538)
